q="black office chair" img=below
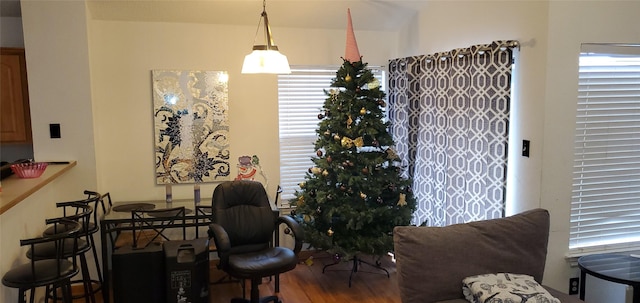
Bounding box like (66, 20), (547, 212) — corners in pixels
(208, 180), (304, 303)
(2, 219), (82, 303)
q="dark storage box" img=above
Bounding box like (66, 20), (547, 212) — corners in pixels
(112, 243), (166, 303)
(164, 238), (210, 303)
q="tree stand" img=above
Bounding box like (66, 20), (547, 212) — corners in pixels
(322, 255), (390, 287)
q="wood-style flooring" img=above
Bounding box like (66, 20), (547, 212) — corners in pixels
(79, 251), (401, 303)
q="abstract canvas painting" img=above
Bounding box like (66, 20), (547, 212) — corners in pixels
(152, 70), (230, 184)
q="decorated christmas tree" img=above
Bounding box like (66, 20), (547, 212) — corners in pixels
(291, 10), (416, 261)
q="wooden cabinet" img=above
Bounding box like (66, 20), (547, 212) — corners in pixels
(1, 48), (32, 143)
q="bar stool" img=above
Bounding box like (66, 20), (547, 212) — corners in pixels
(42, 193), (104, 299)
(2, 219), (82, 303)
(31, 202), (96, 302)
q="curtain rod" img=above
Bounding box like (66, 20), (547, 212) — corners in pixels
(428, 40), (519, 61)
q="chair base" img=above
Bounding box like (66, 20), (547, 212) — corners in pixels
(231, 295), (280, 303)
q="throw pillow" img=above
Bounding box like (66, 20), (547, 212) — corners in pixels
(462, 273), (560, 303)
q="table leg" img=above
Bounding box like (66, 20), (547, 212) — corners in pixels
(100, 221), (110, 303)
(580, 270), (586, 301)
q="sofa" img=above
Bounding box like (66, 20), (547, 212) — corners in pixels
(393, 208), (583, 303)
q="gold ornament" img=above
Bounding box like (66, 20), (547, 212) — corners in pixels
(303, 214), (311, 222)
(329, 89), (339, 101)
(324, 130), (331, 137)
(345, 74), (352, 82)
(322, 170), (329, 177)
(347, 115), (353, 129)
(298, 196), (305, 206)
(327, 227), (334, 236)
(360, 107), (367, 115)
(360, 192), (367, 199)
(334, 134), (341, 141)
(368, 78), (381, 89)
(311, 167), (322, 175)
(341, 136), (365, 148)
(397, 193), (407, 206)
(299, 182), (306, 188)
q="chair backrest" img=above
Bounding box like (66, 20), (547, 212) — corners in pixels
(393, 208), (550, 303)
(212, 180), (275, 250)
(49, 202), (93, 239)
(22, 219), (82, 277)
(57, 194), (102, 229)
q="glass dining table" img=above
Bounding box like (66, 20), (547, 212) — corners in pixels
(99, 199), (213, 303)
(98, 198), (280, 303)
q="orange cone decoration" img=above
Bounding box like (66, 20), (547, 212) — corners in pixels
(344, 8), (361, 63)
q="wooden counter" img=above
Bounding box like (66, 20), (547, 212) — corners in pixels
(0, 161), (76, 215)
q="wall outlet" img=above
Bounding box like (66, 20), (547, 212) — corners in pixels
(569, 277), (579, 295)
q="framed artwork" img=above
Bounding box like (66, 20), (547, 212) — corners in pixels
(152, 70), (230, 184)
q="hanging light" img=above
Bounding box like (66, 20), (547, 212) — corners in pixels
(241, 0), (291, 74)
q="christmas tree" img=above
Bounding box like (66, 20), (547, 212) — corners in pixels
(290, 10), (416, 260)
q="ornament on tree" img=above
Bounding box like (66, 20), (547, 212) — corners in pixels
(368, 78), (381, 89)
(318, 113), (324, 119)
(386, 148), (400, 160)
(397, 193), (407, 206)
(362, 167), (369, 174)
(299, 182), (306, 188)
(334, 134), (341, 141)
(298, 196), (305, 206)
(329, 89), (339, 101)
(341, 136), (364, 148)
(345, 74), (352, 82)
(360, 107), (367, 115)
(322, 169), (329, 177)
(303, 214), (311, 222)
(317, 150), (323, 157)
(327, 227), (334, 236)
(309, 189), (316, 197)
(311, 167), (322, 175)
(347, 115), (353, 129)
(360, 192), (367, 199)
(326, 155), (332, 163)
(324, 130), (331, 137)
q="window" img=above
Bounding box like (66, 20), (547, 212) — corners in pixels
(278, 66), (385, 207)
(570, 44), (640, 253)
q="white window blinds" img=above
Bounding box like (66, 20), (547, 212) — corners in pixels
(278, 66), (384, 207)
(570, 44), (640, 251)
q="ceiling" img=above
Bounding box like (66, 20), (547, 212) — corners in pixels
(1, 0), (426, 31)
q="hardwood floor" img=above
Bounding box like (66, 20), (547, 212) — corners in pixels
(84, 251), (401, 303)
(209, 252), (401, 303)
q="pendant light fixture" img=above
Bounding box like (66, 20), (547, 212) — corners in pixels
(241, 0), (291, 74)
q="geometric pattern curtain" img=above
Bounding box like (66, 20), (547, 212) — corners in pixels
(387, 40), (516, 226)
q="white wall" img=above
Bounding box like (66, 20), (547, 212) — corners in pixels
(542, 0), (640, 293)
(1, 2), (99, 302)
(87, 19), (398, 203)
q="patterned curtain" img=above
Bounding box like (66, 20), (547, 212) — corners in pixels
(388, 41), (516, 226)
